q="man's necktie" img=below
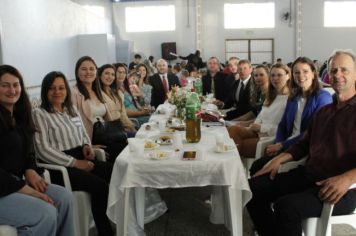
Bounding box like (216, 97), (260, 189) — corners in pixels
(211, 77), (215, 96)
(238, 82), (245, 102)
(162, 75), (168, 93)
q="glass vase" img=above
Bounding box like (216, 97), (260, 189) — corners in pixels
(175, 106), (185, 121)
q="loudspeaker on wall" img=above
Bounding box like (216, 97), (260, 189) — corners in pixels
(161, 42), (176, 61)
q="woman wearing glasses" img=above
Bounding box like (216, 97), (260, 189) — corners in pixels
(229, 63), (291, 158)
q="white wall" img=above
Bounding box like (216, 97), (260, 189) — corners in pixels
(2, 0), (356, 87)
(112, 0), (295, 64)
(112, 0), (356, 66)
(0, 0), (112, 86)
(301, 0), (356, 62)
(202, 0), (295, 63)
(113, 0), (196, 65)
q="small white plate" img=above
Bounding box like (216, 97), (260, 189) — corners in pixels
(144, 142), (159, 150)
(148, 151), (172, 160)
(155, 136), (173, 145)
(214, 145), (236, 153)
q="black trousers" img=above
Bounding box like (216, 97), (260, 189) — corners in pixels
(247, 166), (356, 236)
(249, 155), (273, 176)
(50, 146), (114, 236)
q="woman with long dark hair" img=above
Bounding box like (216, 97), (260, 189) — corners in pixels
(250, 57), (333, 175)
(98, 64), (136, 135)
(136, 63), (153, 106)
(0, 65), (75, 236)
(114, 63), (150, 126)
(71, 56), (124, 160)
(33, 71), (114, 236)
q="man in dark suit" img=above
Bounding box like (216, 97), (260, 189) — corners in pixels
(149, 58), (180, 108)
(224, 59), (254, 120)
(202, 57), (230, 107)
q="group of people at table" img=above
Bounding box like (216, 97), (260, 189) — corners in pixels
(1, 50), (356, 236)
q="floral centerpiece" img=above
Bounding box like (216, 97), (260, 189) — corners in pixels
(167, 86), (189, 120)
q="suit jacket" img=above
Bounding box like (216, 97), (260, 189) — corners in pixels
(275, 89), (332, 149)
(149, 73), (180, 108)
(202, 71), (229, 102)
(224, 78), (253, 120)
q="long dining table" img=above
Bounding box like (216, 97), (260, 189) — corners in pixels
(106, 105), (252, 236)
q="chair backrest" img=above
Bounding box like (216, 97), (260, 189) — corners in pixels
(0, 225), (17, 236)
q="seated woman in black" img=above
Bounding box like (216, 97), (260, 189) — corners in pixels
(32, 71), (114, 236)
(0, 65), (74, 236)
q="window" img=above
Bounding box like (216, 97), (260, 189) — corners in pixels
(225, 39), (274, 64)
(125, 5), (175, 32)
(224, 3), (275, 29)
(324, 1), (356, 27)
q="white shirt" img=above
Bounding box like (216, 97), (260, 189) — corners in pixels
(290, 97), (307, 138)
(89, 100), (106, 123)
(254, 94), (289, 136)
(160, 73), (168, 84)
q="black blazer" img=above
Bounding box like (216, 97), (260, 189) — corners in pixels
(149, 73), (180, 108)
(224, 78), (253, 120)
(202, 71), (229, 102)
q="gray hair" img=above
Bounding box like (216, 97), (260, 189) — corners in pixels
(328, 50), (356, 70)
(156, 58), (168, 67)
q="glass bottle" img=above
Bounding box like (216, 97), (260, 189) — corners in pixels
(185, 92), (201, 143)
(194, 77), (203, 96)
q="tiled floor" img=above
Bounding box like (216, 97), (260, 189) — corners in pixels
(144, 187), (356, 236)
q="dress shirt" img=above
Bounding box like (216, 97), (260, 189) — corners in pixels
(275, 89), (332, 150)
(160, 74), (169, 93)
(290, 97), (306, 139)
(254, 95), (288, 136)
(287, 94), (356, 180)
(33, 107), (91, 167)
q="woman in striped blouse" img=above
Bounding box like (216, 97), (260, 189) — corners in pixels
(33, 71), (114, 236)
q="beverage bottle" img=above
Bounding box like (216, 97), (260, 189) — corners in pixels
(185, 92), (201, 143)
(194, 77), (203, 96)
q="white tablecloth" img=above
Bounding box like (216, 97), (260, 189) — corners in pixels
(107, 107), (252, 236)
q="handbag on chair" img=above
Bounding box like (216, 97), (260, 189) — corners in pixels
(92, 118), (128, 146)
